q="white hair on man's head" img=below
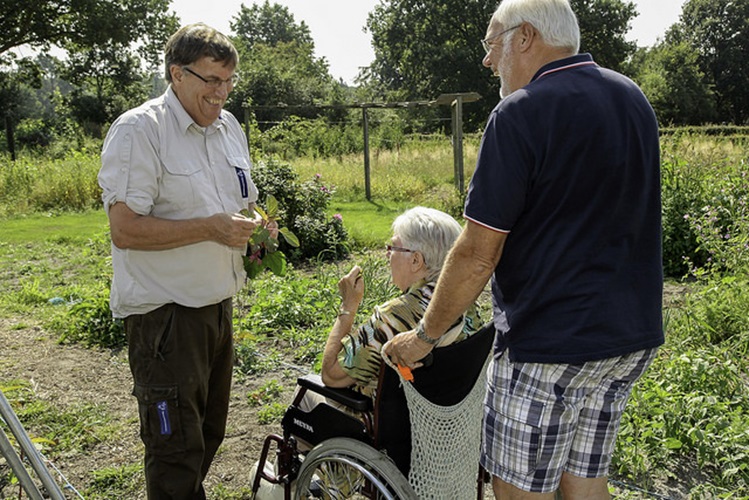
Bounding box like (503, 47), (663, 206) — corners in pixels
(392, 206), (463, 281)
(492, 0), (580, 54)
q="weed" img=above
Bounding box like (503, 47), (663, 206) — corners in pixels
(85, 463), (143, 499)
(247, 380), (285, 408)
(257, 402), (286, 425)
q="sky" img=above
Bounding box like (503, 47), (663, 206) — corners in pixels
(174, 0), (686, 85)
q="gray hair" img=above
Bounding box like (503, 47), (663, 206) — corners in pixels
(164, 23), (239, 82)
(491, 0), (580, 54)
(392, 207), (463, 281)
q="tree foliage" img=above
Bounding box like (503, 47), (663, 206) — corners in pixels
(0, 0), (178, 64)
(365, 0), (637, 131)
(231, 0), (314, 48)
(228, 1), (344, 130)
(666, 0), (749, 124)
(632, 43), (716, 126)
(0, 0), (178, 138)
(573, 0), (636, 72)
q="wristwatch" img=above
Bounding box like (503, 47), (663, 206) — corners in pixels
(415, 320), (439, 345)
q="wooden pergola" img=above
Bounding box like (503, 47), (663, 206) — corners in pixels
(243, 92), (480, 199)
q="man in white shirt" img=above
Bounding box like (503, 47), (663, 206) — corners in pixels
(98, 23), (260, 499)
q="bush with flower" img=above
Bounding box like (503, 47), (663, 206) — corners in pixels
(250, 160), (349, 263)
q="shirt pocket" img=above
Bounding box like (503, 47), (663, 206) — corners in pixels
(158, 159), (204, 213)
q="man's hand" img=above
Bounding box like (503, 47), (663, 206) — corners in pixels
(211, 212), (261, 248)
(383, 330), (434, 370)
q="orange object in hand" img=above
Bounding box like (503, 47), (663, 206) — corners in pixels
(397, 364), (414, 382)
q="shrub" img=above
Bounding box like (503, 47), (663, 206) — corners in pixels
(252, 159), (349, 262)
(15, 118), (53, 148)
(684, 166), (749, 277)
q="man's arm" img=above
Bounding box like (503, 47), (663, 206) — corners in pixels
(108, 201), (259, 250)
(384, 220), (507, 367)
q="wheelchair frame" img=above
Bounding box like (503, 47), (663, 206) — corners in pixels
(251, 372), (424, 499)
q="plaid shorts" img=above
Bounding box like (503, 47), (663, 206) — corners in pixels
(481, 347), (658, 493)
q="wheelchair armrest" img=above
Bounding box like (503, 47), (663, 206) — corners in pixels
(297, 374), (373, 412)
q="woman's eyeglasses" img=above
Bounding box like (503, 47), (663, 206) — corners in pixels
(386, 244), (414, 253)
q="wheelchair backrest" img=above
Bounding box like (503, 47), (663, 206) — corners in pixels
(374, 322), (495, 475)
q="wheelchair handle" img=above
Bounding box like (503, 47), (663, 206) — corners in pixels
(396, 352), (433, 382)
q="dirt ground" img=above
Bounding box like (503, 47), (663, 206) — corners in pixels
(0, 316), (298, 499)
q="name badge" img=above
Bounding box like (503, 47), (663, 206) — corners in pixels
(235, 167), (249, 199)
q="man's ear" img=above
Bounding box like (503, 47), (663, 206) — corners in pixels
(518, 22), (537, 52)
(169, 65), (182, 83)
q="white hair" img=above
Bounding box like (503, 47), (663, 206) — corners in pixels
(392, 206), (463, 281)
(492, 0), (580, 54)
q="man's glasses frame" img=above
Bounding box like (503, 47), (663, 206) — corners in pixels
(182, 66), (240, 88)
(481, 25), (521, 54)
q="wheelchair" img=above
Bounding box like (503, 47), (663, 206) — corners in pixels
(250, 323), (495, 499)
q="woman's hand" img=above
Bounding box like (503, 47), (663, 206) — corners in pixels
(338, 265), (364, 312)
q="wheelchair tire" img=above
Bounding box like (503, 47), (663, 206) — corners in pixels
(294, 437), (416, 499)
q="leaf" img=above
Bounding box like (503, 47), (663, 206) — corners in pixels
(254, 205), (269, 221)
(664, 438), (683, 450)
(279, 227), (300, 247)
(250, 227), (272, 246)
(265, 194), (279, 218)
(263, 250), (287, 276)
(243, 255), (265, 280)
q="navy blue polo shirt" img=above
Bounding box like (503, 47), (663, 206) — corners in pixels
(464, 54), (664, 363)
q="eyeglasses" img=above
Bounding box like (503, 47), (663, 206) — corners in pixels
(182, 66), (239, 88)
(481, 25), (521, 54)
(386, 244), (414, 253)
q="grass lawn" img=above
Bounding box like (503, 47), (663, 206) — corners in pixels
(0, 210), (110, 244)
(331, 199), (415, 248)
(0, 200), (415, 249)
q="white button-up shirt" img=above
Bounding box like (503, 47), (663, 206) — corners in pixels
(99, 87), (258, 318)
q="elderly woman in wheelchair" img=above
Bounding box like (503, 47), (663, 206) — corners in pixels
(251, 206), (492, 499)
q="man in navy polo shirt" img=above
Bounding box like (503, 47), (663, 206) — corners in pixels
(384, 0), (663, 498)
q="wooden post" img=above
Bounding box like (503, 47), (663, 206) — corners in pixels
(434, 93), (480, 194)
(243, 106), (251, 155)
(452, 96), (465, 193)
(5, 115), (15, 162)
(363, 107), (371, 201)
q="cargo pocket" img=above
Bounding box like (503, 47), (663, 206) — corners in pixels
(494, 391), (545, 475)
(132, 384), (185, 455)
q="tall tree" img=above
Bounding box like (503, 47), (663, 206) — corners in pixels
(60, 45), (150, 136)
(632, 43), (717, 125)
(365, 0), (637, 131)
(231, 0), (314, 47)
(667, 0), (749, 124)
(228, 2), (342, 129)
(0, 0), (178, 138)
(573, 0), (636, 72)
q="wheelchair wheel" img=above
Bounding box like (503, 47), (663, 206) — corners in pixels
(294, 437), (416, 499)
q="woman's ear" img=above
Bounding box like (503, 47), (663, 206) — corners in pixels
(411, 251), (426, 272)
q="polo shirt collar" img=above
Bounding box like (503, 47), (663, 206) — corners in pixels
(530, 53), (597, 84)
(165, 86), (224, 135)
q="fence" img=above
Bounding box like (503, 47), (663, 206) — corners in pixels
(244, 92), (481, 199)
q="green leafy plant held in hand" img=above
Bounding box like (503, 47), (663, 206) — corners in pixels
(241, 194), (300, 279)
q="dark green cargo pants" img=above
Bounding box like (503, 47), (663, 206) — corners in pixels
(124, 298), (234, 500)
